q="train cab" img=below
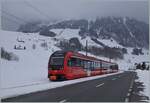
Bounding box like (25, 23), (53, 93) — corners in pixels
(48, 51), (67, 80)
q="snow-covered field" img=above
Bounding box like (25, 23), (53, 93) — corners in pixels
(0, 29), (149, 99)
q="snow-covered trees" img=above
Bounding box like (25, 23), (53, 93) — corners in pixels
(135, 62), (149, 70)
(132, 48), (144, 55)
(57, 37), (82, 51)
(40, 26), (56, 37)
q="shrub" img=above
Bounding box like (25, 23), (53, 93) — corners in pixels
(1, 47), (19, 61)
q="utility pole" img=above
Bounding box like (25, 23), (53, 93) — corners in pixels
(86, 40), (88, 56)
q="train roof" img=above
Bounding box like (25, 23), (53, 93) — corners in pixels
(52, 50), (117, 65)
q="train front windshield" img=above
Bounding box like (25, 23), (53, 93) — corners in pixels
(49, 51), (66, 70)
(50, 57), (64, 66)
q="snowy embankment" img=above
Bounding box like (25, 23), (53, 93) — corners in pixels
(1, 71), (123, 99)
(136, 70), (150, 101)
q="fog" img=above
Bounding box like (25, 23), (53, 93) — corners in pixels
(1, 0), (149, 31)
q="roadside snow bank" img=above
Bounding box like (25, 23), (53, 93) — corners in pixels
(1, 71), (123, 99)
(136, 70), (150, 100)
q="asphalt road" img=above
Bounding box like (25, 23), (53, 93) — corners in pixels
(2, 71), (136, 102)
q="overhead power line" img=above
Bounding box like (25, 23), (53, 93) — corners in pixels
(24, 0), (51, 20)
(2, 10), (29, 24)
(2, 15), (22, 25)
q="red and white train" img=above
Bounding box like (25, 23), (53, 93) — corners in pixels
(48, 51), (118, 81)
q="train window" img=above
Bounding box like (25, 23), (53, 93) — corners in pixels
(110, 65), (112, 69)
(91, 61), (94, 70)
(87, 61), (91, 70)
(116, 65), (118, 69)
(102, 62), (108, 69)
(83, 60), (90, 70)
(68, 60), (71, 66)
(76, 59), (81, 66)
(100, 62), (102, 68)
(96, 62), (98, 67)
(81, 60), (84, 66)
(84, 60), (88, 69)
(94, 62), (95, 68)
(107, 63), (112, 69)
(68, 58), (76, 67)
(50, 57), (64, 66)
(92, 62), (95, 68)
(97, 62), (100, 68)
(114, 64), (118, 70)
(83, 60), (96, 70)
(102, 62), (104, 68)
(110, 64), (118, 70)
(68, 58), (82, 67)
(106, 63), (109, 69)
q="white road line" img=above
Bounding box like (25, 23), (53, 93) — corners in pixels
(129, 80), (134, 89)
(59, 99), (67, 103)
(127, 93), (130, 97)
(96, 83), (104, 87)
(129, 88), (132, 92)
(125, 74), (135, 102)
(125, 98), (129, 102)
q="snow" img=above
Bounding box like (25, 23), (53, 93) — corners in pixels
(136, 70), (150, 101)
(51, 28), (102, 48)
(51, 28), (80, 40)
(80, 36), (102, 47)
(97, 38), (123, 48)
(123, 17), (134, 38)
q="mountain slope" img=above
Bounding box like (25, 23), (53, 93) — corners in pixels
(46, 17), (148, 48)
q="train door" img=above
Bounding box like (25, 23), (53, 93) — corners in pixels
(84, 60), (92, 76)
(67, 57), (84, 78)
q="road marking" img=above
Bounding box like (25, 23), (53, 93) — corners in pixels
(125, 98), (129, 102)
(129, 88), (132, 92)
(125, 73), (135, 102)
(129, 79), (134, 89)
(127, 93), (130, 97)
(59, 99), (66, 103)
(96, 83), (104, 87)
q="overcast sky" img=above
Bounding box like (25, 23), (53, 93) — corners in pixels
(1, 0), (149, 30)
